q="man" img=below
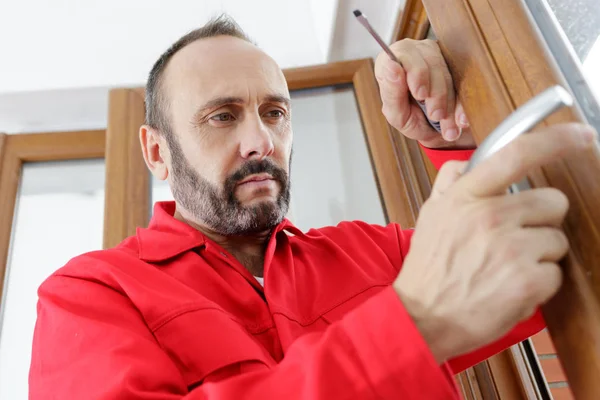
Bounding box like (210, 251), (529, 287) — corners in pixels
(29, 15), (596, 399)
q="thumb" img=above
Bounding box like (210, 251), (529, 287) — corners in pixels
(430, 160), (468, 199)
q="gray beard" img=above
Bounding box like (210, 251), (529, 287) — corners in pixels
(166, 133), (291, 235)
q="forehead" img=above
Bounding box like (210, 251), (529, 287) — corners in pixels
(163, 36), (289, 105)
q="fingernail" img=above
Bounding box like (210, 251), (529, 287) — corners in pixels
(444, 128), (459, 141)
(431, 109), (444, 121)
(417, 85), (428, 100)
(459, 113), (469, 127)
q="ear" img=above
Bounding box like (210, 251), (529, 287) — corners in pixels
(139, 125), (168, 180)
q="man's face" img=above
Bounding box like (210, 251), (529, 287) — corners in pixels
(161, 36), (292, 235)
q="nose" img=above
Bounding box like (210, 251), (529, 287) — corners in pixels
(239, 115), (275, 160)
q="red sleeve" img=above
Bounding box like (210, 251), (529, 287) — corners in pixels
(448, 310), (545, 373)
(30, 275), (459, 399)
(419, 143), (475, 170)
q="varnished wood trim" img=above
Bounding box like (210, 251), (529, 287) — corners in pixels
(353, 59), (418, 227)
(423, 0), (600, 397)
(0, 133), (19, 309)
(283, 59), (368, 90)
(457, 367), (485, 400)
(103, 89), (149, 249)
(0, 130), (105, 309)
(392, 0), (430, 42)
(8, 130), (105, 161)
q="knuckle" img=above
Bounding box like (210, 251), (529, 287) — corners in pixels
(390, 39), (416, 51)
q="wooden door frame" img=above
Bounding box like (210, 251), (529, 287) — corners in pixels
(104, 58), (433, 246)
(419, 0), (600, 398)
(0, 130), (105, 306)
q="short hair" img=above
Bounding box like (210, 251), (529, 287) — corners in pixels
(145, 14), (253, 136)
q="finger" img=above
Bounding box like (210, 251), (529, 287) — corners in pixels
(456, 123), (597, 197)
(517, 261), (562, 319)
(440, 117), (460, 142)
(375, 57), (411, 130)
(527, 261), (563, 303)
(424, 60), (449, 123)
(416, 41), (454, 125)
(438, 62), (458, 141)
(430, 160), (468, 199)
(500, 187), (570, 228)
(389, 40), (431, 100)
(518, 227), (570, 262)
(455, 101), (470, 129)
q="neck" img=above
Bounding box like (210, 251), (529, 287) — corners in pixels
(173, 206), (272, 277)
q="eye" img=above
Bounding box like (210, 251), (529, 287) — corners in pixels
(210, 112), (235, 122)
(265, 109), (285, 118)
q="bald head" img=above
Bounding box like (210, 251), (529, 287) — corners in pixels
(145, 14), (257, 136)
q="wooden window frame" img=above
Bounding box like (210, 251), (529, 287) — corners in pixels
(103, 89), (149, 249)
(414, 0), (600, 398)
(0, 130), (105, 306)
(105, 58), (433, 243)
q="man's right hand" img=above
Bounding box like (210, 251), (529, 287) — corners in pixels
(393, 122), (597, 363)
(375, 39), (476, 149)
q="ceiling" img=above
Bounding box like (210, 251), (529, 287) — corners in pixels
(0, 0), (403, 134)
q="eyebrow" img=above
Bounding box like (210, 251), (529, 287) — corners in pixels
(193, 94), (291, 121)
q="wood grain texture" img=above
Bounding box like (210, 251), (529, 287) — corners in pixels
(353, 59), (419, 228)
(0, 133), (19, 311)
(103, 89), (149, 249)
(392, 0), (430, 42)
(456, 367), (485, 400)
(422, 0), (600, 397)
(7, 130), (105, 161)
(283, 59), (368, 91)
(0, 130), (105, 310)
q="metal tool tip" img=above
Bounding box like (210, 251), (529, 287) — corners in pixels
(353, 9), (362, 17)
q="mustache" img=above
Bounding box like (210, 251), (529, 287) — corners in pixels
(224, 158), (288, 191)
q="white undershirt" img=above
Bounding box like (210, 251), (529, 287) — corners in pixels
(254, 276), (264, 287)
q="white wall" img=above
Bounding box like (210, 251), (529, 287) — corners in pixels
(0, 0), (324, 94)
(0, 0), (404, 134)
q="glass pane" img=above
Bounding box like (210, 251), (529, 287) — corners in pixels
(525, 0), (600, 132)
(545, 0), (600, 62)
(546, 0), (600, 99)
(0, 159), (105, 400)
(287, 85), (386, 230)
(151, 84), (386, 230)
